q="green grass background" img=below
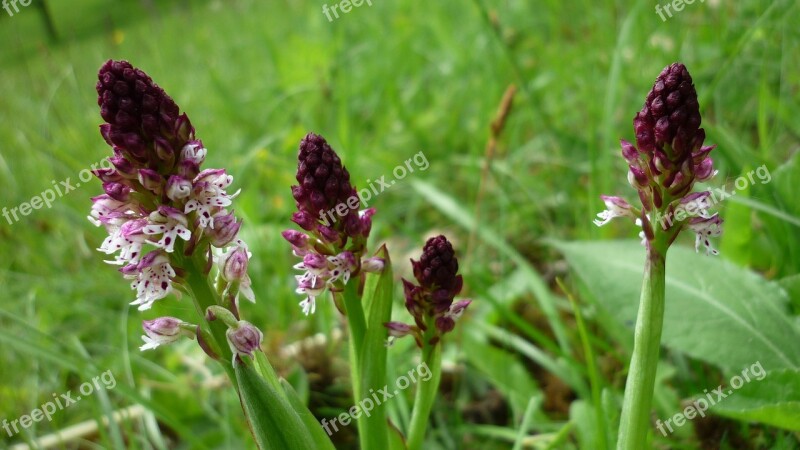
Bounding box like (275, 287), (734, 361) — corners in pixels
(0, 0), (798, 448)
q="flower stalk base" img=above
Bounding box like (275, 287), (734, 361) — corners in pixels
(616, 246), (666, 449)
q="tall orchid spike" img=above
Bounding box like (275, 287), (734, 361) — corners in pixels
(595, 62), (722, 255)
(90, 60), (254, 351)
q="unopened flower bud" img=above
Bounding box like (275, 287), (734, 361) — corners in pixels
(226, 320), (263, 365)
(361, 257), (385, 273)
(103, 182), (130, 202)
(181, 142), (207, 165)
(166, 175), (192, 201)
(208, 211), (241, 247)
(140, 317), (193, 350)
(138, 168), (164, 194)
(281, 229), (307, 247)
(223, 247), (249, 281)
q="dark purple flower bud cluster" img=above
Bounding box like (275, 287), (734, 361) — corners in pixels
(96, 60), (193, 174)
(291, 133), (373, 246)
(284, 133), (378, 315)
(596, 63), (723, 255)
(89, 60), (252, 338)
(385, 236), (471, 347)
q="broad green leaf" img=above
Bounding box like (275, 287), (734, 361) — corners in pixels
(712, 369), (800, 431)
(235, 360), (318, 450)
(552, 240), (800, 374)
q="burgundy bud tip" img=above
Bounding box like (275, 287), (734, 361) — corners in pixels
(291, 133), (358, 232)
(414, 235), (460, 293)
(282, 229), (309, 248)
(291, 211), (317, 231)
(620, 139), (639, 163)
(435, 316), (456, 333)
(635, 63), (703, 162)
(97, 60), (193, 172)
(392, 236), (470, 345)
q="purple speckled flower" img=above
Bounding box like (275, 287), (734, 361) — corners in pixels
(89, 60), (254, 327)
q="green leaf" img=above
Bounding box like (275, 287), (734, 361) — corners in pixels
(357, 244), (394, 449)
(463, 329), (543, 420)
(551, 240), (800, 374)
(235, 360), (319, 450)
(712, 369), (800, 430)
(778, 274), (800, 312)
(719, 168), (753, 266)
(387, 420), (409, 450)
(473, 322), (589, 399)
(411, 179), (572, 355)
(512, 397), (540, 450)
(281, 379), (337, 450)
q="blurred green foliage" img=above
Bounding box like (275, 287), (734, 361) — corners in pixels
(0, 0), (798, 448)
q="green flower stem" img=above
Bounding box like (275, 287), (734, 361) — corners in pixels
(407, 326), (442, 450)
(341, 281), (371, 444)
(616, 242), (667, 449)
(183, 251), (237, 384)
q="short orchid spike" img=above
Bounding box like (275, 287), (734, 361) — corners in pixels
(385, 235), (471, 347)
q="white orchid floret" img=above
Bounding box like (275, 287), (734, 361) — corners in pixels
(143, 206), (191, 253)
(98, 218), (149, 265)
(593, 195), (637, 227)
(125, 251), (177, 311)
(184, 169), (241, 229)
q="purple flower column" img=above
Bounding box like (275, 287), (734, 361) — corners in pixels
(283, 133), (379, 315)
